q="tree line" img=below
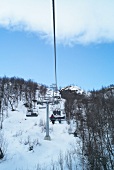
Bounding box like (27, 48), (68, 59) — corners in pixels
(0, 76), (47, 128)
(60, 85), (114, 170)
(0, 76), (48, 159)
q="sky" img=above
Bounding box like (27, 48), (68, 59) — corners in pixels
(0, 0), (114, 91)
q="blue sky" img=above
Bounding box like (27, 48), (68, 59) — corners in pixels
(0, 0), (114, 91)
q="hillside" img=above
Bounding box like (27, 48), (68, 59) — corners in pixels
(0, 77), (114, 170)
(0, 99), (81, 170)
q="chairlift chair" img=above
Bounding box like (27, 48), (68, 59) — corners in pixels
(32, 99), (37, 103)
(32, 99), (37, 109)
(53, 109), (61, 116)
(39, 106), (46, 109)
(50, 110), (65, 124)
(26, 108), (38, 117)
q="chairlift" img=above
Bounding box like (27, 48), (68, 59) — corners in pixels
(32, 99), (37, 103)
(37, 101), (43, 105)
(53, 109), (61, 116)
(50, 109), (65, 124)
(39, 106), (46, 109)
(26, 108), (38, 117)
(32, 99), (37, 109)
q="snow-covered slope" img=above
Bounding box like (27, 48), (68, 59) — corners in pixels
(0, 100), (81, 170)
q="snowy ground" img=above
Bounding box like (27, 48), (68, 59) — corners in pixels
(0, 101), (81, 170)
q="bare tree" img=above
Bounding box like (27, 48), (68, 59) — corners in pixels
(0, 132), (7, 159)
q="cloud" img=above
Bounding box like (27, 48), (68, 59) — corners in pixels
(0, 0), (114, 45)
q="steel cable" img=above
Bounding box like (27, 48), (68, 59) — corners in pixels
(52, 0), (57, 91)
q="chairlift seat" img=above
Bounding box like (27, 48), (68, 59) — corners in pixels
(53, 110), (61, 116)
(50, 113), (65, 124)
(26, 108), (38, 117)
(39, 106), (46, 109)
(32, 99), (37, 103)
(26, 113), (38, 117)
(53, 95), (61, 99)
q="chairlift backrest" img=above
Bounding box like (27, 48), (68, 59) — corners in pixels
(53, 110), (61, 116)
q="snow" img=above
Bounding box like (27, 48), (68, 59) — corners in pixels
(0, 100), (81, 170)
(61, 85), (84, 94)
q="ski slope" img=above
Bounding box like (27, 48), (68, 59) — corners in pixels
(0, 101), (81, 170)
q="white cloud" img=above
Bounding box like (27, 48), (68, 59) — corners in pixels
(0, 0), (114, 44)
